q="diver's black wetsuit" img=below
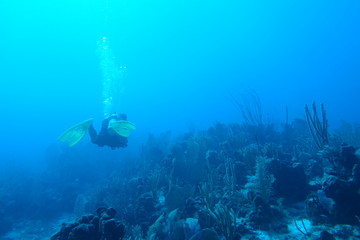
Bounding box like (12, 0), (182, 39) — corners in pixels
(88, 114), (128, 149)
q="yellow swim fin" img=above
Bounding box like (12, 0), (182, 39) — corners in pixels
(109, 120), (136, 137)
(58, 118), (94, 147)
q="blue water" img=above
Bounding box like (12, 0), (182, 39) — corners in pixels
(1, 0), (360, 160)
(0, 0), (360, 237)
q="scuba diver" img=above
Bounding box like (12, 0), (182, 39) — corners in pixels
(58, 113), (136, 149)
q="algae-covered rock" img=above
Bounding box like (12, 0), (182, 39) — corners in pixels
(51, 207), (125, 240)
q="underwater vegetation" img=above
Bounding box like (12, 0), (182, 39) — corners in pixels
(1, 102), (360, 240)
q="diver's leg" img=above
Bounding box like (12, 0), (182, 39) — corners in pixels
(88, 124), (98, 144)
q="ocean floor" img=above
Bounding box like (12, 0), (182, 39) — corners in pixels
(3, 214), (74, 240)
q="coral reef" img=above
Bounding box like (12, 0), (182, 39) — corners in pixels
(2, 103), (360, 239)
